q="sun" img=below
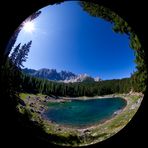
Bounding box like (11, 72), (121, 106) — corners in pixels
(23, 21), (35, 33)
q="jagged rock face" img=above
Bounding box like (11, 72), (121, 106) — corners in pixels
(22, 68), (100, 83)
(34, 68), (61, 80)
(63, 74), (95, 83)
(59, 70), (76, 80)
(94, 77), (101, 82)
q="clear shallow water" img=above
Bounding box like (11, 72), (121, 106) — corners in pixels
(45, 97), (127, 128)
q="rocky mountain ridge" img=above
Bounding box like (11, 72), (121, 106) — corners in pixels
(22, 68), (101, 83)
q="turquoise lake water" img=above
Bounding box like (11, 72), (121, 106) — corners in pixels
(45, 97), (127, 128)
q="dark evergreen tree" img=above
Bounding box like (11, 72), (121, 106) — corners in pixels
(15, 41), (32, 68)
(9, 43), (21, 63)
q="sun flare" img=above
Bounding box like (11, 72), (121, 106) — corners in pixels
(23, 21), (35, 33)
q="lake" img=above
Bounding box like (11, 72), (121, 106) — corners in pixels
(45, 97), (127, 128)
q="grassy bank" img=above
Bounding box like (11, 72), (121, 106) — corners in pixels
(17, 92), (143, 147)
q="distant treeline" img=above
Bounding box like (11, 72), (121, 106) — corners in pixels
(2, 57), (137, 98)
(21, 73), (132, 97)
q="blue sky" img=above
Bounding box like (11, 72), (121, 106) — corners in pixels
(12, 1), (136, 80)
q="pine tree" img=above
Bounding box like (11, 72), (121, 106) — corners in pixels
(9, 43), (21, 63)
(15, 41), (32, 68)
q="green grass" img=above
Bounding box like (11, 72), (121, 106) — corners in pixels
(130, 95), (140, 103)
(19, 93), (29, 100)
(19, 93), (46, 100)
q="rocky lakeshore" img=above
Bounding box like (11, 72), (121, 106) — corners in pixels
(17, 92), (143, 147)
(18, 93), (127, 117)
